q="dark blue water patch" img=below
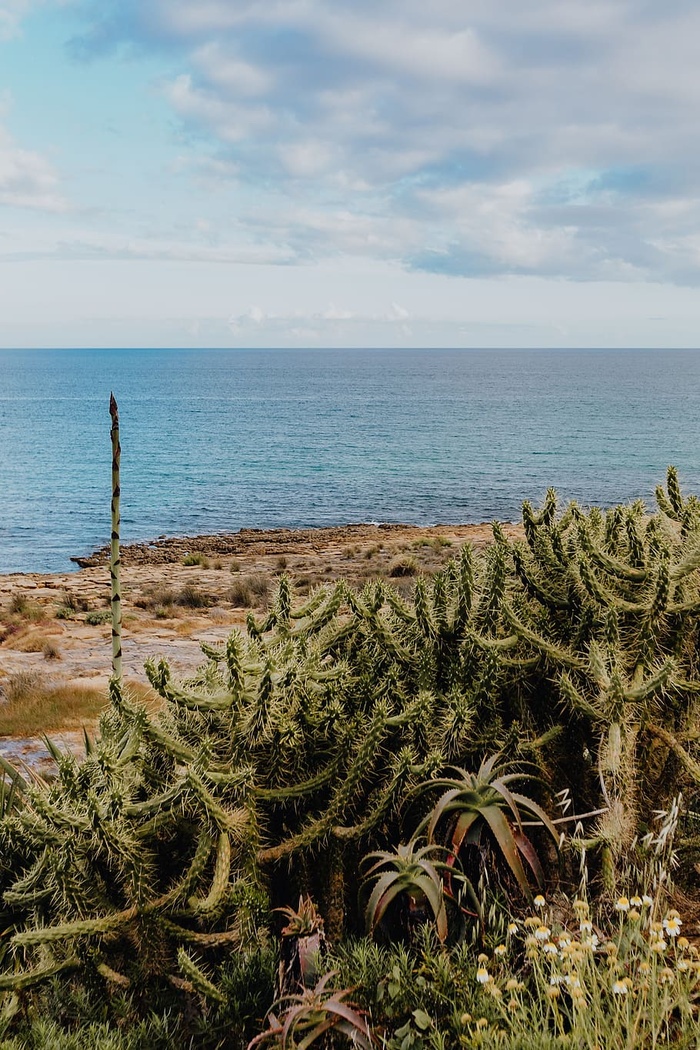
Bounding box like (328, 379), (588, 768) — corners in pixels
(0, 348), (698, 573)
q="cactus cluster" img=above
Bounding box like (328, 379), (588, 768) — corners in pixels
(0, 469), (698, 1000)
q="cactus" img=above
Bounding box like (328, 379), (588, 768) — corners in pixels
(177, 948), (226, 1003)
(0, 469), (699, 1004)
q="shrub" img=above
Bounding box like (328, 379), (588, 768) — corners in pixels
(3, 670), (42, 703)
(42, 640), (61, 661)
(183, 552), (209, 568)
(85, 611), (111, 626)
(174, 582), (213, 608)
(9, 593), (29, 615)
(229, 574), (270, 608)
(388, 556), (418, 577)
(135, 585), (175, 611)
(60, 592), (89, 612)
(1, 468), (700, 1042)
(9, 594), (44, 621)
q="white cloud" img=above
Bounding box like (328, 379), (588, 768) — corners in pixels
(0, 0), (35, 39)
(191, 43), (273, 97)
(0, 0), (70, 40)
(59, 1), (700, 285)
(163, 73), (275, 143)
(0, 125), (66, 211)
(322, 302), (353, 320)
(317, 16), (500, 85)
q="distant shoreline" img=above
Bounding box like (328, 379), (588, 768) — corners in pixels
(0, 519), (523, 758)
(68, 519), (522, 570)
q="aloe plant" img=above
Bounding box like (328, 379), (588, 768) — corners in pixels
(361, 839), (449, 942)
(249, 971), (375, 1050)
(419, 754), (558, 899)
(276, 896), (326, 993)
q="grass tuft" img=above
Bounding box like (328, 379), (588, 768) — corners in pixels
(174, 583), (213, 609)
(228, 575), (270, 609)
(0, 677), (107, 736)
(183, 552), (210, 568)
(388, 555), (418, 578)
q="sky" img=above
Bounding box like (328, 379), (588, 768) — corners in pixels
(2, 0), (700, 348)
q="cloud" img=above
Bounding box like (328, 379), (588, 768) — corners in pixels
(0, 231), (294, 263)
(0, 0), (69, 40)
(66, 1), (700, 283)
(227, 300), (411, 341)
(0, 0), (39, 39)
(0, 125), (67, 211)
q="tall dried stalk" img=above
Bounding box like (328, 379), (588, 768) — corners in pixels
(109, 393), (122, 681)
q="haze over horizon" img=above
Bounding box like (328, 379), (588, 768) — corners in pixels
(2, 1), (700, 349)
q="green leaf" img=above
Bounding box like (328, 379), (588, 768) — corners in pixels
(479, 805), (531, 898)
(510, 791), (559, 842)
(412, 1009), (432, 1031)
(450, 809), (479, 854)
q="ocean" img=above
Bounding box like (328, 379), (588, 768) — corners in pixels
(0, 348), (698, 575)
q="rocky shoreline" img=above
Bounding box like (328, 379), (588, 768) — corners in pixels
(70, 521), (463, 568)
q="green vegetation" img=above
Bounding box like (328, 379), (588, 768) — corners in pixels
(0, 468), (698, 1046)
(183, 552), (210, 567)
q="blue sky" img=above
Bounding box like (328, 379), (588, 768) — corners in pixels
(2, 0), (700, 348)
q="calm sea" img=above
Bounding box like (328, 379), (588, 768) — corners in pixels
(0, 348), (698, 574)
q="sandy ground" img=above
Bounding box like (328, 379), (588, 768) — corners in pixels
(0, 521), (520, 768)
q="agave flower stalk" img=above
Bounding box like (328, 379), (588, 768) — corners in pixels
(109, 392), (122, 681)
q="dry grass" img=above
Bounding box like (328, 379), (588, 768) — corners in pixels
(0, 676), (164, 737)
(134, 585), (176, 612)
(175, 582), (213, 608)
(126, 679), (165, 712)
(4, 627), (62, 653)
(173, 619), (201, 636)
(388, 555), (418, 577)
(228, 574), (270, 609)
(5, 594), (45, 622)
(59, 591), (90, 613)
(0, 675), (107, 736)
(42, 640), (61, 661)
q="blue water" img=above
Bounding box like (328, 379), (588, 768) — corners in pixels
(0, 348), (698, 574)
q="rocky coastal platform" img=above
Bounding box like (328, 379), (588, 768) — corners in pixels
(0, 521), (520, 767)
